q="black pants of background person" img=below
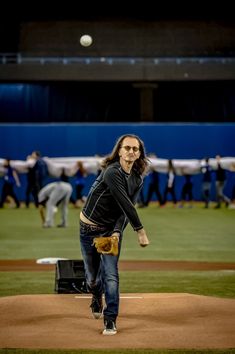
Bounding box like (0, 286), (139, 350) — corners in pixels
(181, 182), (193, 202)
(70, 184), (85, 206)
(215, 181), (230, 208)
(25, 183), (40, 208)
(75, 184), (85, 201)
(145, 183), (163, 206)
(163, 186), (177, 205)
(232, 185), (235, 201)
(136, 188), (145, 207)
(0, 182), (20, 208)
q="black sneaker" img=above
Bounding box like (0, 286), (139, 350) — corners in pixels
(90, 295), (103, 319)
(102, 319), (117, 335)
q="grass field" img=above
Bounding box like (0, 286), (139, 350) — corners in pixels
(1, 203), (235, 298)
(0, 203), (235, 354)
(1, 270), (235, 298)
(0, 203), (235, 262)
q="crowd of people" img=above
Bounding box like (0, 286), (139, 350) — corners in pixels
(0, 150), (88, 228)
(137, 155), (234, 209)
(0, 151), (235, 213)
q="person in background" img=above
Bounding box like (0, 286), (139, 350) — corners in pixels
(25, 151), (48, 208)
(60, 168), (75, 205)
(163, 159), (177, 206)
(200, 157), (212, 208)
(228, 162), (235, 209)
(145, 165), (163, 207)
(73, 161), (87, 208)
(60, 168), (69, 183)
(0, 159), (21, 208)
(25, 154), (38, 208)
(79, 134), (150, 335)
(228, 184), (235, 209)
(136, 182), (145, 207)
(214, 155), (230, 208)
(38, 181), (72, 228)
(178, 168), (193, 208)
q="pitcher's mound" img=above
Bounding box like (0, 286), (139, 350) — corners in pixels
(0, 293), (234, 349)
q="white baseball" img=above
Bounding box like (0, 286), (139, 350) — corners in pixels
(80, 34), (93, 47)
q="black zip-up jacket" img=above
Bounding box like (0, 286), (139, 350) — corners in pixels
(82, 161), (143, 233)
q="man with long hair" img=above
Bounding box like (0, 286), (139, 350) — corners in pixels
(79, 134), (150, 335)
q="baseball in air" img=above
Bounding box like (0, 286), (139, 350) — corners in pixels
(80, 34), (93, 47)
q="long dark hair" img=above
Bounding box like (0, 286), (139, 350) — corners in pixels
(101, 134), (149, 175)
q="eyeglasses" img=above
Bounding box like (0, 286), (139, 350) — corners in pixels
(121, 145), (140, 153)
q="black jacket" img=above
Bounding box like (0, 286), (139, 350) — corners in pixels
(82, 161), (143, 233)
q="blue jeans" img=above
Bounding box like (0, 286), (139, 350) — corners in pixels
(79, 220), (122, 321)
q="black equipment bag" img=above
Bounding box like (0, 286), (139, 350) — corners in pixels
(55, 259), (88, 294)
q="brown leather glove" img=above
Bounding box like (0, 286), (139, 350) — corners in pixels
(92, 236), (119, 256)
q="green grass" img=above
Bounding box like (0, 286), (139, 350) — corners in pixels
(0, 204), (235, 299)
(0, 270), (235, 298)
(0, 203), (235, 262)
(120, 270), (235, 298)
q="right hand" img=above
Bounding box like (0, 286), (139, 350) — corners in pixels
(137, 228), (150, 247)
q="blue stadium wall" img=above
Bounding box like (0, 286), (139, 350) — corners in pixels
(0, 123), (235, 203)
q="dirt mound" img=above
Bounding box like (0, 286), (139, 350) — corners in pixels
(0, 293), (234, 349)
(1, 259), (235, 271)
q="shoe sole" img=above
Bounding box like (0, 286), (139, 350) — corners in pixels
(102, 329), (117, 335)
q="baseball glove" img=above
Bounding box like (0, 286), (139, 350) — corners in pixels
(92, 236), (119, 256)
